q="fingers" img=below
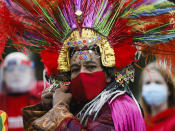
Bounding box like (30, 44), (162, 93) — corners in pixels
(55, 86), (69, 93)
(42, 98), (52, 106)
(41, 88), (53, 107)
(53, 92), (72, 106)
(42, 88), (53, 99)
(42, 87), (50, 94)
(42, 92), (52, 99)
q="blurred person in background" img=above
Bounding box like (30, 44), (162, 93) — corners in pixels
(139, 61), (175, 131)
(0, 52), (44, 131)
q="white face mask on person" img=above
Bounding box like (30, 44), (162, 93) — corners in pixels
(142, 83), (168, 106)
(4, 65), (34, 93)
(3, 52), (35, 93)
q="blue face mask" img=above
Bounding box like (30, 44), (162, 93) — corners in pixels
(142, 83), (168, 106)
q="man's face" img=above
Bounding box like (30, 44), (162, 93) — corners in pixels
(70, 50), (103, 80)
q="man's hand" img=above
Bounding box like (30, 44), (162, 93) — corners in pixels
(41, 87), (54, 110)
(53, 86), (72, 106)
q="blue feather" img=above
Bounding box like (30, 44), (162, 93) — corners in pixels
(135, 33), (175, 44)
(131, 7), (175, 18)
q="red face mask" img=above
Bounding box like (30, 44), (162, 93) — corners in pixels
(70, 72), (106, 104)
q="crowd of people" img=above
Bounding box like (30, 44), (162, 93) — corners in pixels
(0, 0), (175, 131)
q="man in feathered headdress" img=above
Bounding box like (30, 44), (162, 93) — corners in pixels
(1, 0), (175, 130)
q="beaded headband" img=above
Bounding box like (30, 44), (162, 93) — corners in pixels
(58, 28), (115, 72)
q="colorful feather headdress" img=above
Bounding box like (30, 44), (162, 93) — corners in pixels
(1, 0), (175, 80)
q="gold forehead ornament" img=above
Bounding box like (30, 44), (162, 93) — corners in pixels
(58, 28), (115, 72)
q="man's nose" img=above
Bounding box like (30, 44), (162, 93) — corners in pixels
(79, 66), (87, 73)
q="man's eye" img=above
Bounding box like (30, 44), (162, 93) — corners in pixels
(71, 68), (80, 73)
(87, 65), (96, 70)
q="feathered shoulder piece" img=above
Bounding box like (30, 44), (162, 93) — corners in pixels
(0, 0), (175, 77)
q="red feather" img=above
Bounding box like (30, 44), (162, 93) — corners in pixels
(108, 18), (136, 69)
(114, 38), (137, 69)
(129, 13), (175, 34)
(11, 0), (39, 15)
(40, 47), (59, 76)
(0, 1), (24, 59)
(141, 41), (175, 77)
(108, 19), (132, 46)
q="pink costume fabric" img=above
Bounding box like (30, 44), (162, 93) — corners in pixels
(56, 94), (146, 131)
(109, 94), (146, 131)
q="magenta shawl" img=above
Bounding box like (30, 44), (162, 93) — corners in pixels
(108, 94), (146, 131)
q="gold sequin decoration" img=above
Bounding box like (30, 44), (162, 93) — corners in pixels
(58, 28), (115, 72)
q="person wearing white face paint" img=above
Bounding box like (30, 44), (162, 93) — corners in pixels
(139, 61), (175, 131)
(0, 52), (44, 131)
